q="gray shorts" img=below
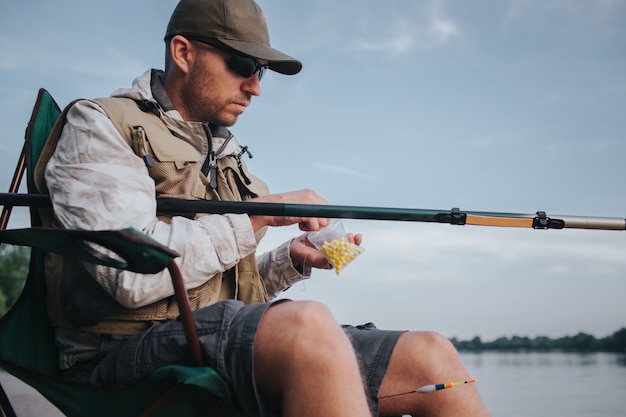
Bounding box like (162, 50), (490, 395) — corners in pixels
(67, 299), (404, 417)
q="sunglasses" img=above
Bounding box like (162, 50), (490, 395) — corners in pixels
(225, 51), (268, 81)
(189, 37), (269, 81)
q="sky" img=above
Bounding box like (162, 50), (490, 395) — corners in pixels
(1, 0), (625, 342)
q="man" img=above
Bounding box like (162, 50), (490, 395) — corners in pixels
(41, 0), (490, 415)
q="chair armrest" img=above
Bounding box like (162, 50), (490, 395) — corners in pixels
(0, 227), (203, 366)
(0, 227), (178, 274)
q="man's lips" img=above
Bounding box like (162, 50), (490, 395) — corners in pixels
(232, 100), (249, 113)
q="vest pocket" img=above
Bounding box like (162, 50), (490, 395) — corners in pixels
(150, 160), (200, 200)
(131, 125), (202, 200)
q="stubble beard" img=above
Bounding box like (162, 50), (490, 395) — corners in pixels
(181, 66), (238, 127)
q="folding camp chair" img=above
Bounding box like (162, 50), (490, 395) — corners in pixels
(0, 89), (246, 416)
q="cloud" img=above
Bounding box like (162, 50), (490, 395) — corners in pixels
(429, 16), (460, 43)
(467, 136), (503, 147)
(351, 32), (414, 56)
(58, 42), (146, 79)
(0, 35), (25, 71)
(506, 0), (626, 22)
(0, 33), (144, 80)
(338, 221), (626, 280)
(349, 0), (461, 56)
(256, 207), (626, 339)
(315, 163), (378, 182)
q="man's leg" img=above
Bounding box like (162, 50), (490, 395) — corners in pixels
(378, 331), (490, 416)
(254, 300), (372, 417)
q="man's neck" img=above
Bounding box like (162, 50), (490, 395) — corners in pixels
(150, 70), (178, 112)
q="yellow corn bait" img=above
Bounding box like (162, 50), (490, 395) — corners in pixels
(319, 237), (364, 275)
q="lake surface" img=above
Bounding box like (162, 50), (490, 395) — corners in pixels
(2, 352), (624, 416)
(460, 352), (626, 417)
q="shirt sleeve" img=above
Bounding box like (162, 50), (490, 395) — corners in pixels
(256, 239), (311, 299)
(44, 100), (258, 308)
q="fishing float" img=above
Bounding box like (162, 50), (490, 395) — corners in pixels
(379, 379), (477, 399)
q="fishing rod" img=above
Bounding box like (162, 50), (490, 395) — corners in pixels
(1, 192), (624, 231)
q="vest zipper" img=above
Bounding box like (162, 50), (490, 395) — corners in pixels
(234, 146), (253, 185)
(202, 123), (235, 190)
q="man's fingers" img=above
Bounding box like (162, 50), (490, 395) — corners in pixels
(297, 217), (330, 231)
(346, 232), (363, 246)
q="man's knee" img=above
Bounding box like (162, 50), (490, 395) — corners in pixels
(254, 301), (356, 395)
(405, 330), (456, 353)
(391, 330), (465, 378)
(257, 300), (343, 352)
(255, 301), (351, 360)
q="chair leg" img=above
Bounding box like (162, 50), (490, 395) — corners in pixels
(137, 384), (224, 417)
(167, 260), (204, 366)
(166, 257), (225, 417)
(0, 142), (27, 230)
(0, 383), (18, 417)
(205, 393), (224, 417)
(137, 384), (182, 417)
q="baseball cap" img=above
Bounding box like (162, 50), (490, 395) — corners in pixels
(165, 0), (302, 75)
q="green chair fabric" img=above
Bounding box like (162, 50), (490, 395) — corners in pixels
(0, 89), (244, 416)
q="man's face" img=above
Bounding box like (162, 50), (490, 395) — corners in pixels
(180, 42), (263, 126)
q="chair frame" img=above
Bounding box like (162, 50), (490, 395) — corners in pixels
(0, 89), (227, 417)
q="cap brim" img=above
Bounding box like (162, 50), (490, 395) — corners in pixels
(217, 38), (302, 75)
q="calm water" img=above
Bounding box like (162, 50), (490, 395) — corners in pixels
(460, 352), (626, 417)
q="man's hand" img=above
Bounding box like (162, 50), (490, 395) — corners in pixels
(290, 231), (363, 271)
(248, 189), (331, 232)
(248, 189), (363, 271)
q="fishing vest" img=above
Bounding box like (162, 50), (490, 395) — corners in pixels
(37, 97), (270, 336)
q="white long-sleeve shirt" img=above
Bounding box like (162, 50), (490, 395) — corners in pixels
(45, 72), (305, 308)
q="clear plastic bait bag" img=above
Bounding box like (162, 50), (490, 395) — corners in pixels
(306, 220), (365, 275)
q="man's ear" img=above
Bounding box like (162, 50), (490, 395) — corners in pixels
(168, 35), (194, 74)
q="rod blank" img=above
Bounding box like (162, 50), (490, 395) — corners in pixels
(1, 193), (624, 231)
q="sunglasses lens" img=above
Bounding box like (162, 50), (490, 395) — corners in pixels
(228, 54), (267, 80)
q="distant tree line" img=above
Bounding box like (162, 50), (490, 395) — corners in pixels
(0, 244), (30, 316)
(451, 328), (626, 353)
